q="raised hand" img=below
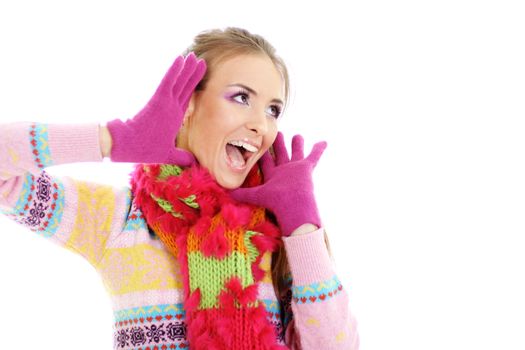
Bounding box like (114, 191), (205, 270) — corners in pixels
(231, 132), (326, 236)
(107, 52), (206, 165)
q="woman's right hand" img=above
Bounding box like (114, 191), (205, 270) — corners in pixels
(106, 52), (206, 165)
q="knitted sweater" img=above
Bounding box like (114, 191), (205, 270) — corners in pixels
(0, 122), (359, 350)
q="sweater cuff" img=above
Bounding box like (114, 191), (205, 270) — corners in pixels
(47, 123), (103, 165)
(282, 227), (335, 286)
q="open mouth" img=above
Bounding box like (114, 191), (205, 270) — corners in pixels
(225, 140), (258, 169)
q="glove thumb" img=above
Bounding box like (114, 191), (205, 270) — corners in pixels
(229, 187), (263, 206)
(166, 148), (197, 166)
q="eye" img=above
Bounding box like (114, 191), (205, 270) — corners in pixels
(232, 91), (250, 105)
(267, 104), (282, 119)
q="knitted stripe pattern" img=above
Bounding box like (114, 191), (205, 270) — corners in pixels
(130, 164), (287, 349)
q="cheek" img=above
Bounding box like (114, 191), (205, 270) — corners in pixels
(264, 122), (279, 146)
(187, 113), (227, 158)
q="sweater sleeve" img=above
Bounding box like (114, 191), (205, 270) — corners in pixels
(281, 228), (359, 350)
(0, 122), (131, 267)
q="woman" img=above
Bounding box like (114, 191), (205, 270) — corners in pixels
(0, 27), (358, 349)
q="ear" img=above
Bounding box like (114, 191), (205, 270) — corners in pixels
(183, 93), (197, 123)
(177, 94), (197, 149)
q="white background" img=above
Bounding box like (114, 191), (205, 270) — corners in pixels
(1, 1), (524, 349)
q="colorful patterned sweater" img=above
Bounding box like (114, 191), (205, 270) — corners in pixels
(0, 122), (359, 349)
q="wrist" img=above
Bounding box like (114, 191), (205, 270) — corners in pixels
(290, 223), (319, 236)
(99, 125), (113, 158)
(282, 228), (334, 285)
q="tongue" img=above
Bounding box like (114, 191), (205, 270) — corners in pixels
(226, 144), (246, 168)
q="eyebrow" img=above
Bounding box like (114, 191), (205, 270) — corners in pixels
(228, 83), (284, 105)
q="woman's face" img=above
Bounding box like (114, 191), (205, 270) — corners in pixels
(180, 54), (285, 189)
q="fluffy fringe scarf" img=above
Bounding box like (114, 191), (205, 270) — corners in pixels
(130, 163), (287, 349)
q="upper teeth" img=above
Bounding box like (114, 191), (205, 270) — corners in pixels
(228, 140), (258, 152)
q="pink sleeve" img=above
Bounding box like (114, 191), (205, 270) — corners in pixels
(282, 228), (359, 350)
(0, 122), (130, 267)
(0, 122), (103, 178)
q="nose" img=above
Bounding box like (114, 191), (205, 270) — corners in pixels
(245, 109), (268, 135)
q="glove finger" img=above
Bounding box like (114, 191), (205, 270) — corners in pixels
(157, 55), (185, 97)
(171, 53), (198, 100)
(179, 58), (207, 107)
(306, 141), (328, 165)
(230, 187), (261, 205)
(291, 134), (305, 161)
(273, 132), (290, 166)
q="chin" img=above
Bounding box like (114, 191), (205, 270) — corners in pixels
(212, 166), (248, 189)
(199, 157), (249, 189)
(216, 175), (245, 190)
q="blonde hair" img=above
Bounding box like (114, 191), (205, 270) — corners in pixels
(184, 27), (290, 109)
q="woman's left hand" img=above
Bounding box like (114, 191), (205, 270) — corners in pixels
(230, 132), (326, 236)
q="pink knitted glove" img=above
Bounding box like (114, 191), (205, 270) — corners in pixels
(231, 133), (326, 236)
(107, 53), (206, 164)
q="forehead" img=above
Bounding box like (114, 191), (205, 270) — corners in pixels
(208, 54), (284, 100)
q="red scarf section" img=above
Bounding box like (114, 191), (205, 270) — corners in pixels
(130, 164), (287, 349)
